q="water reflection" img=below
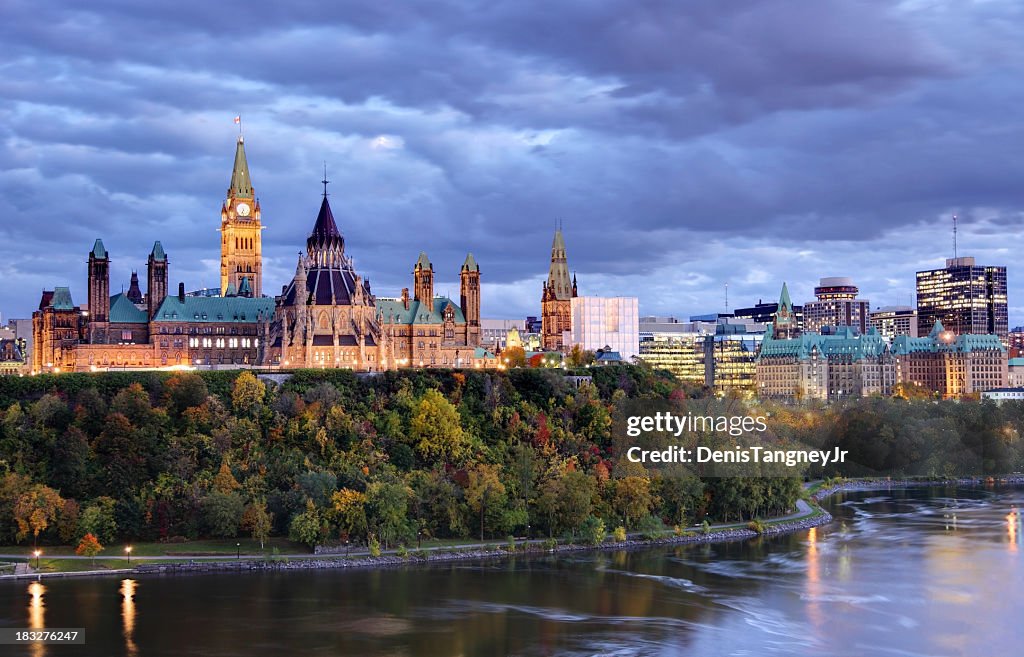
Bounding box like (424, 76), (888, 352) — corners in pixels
(121, 578), (138, 656)
(27, 581), (45, 657)
(804, 527), (825, 631)
(1008, 508), (1019, 552)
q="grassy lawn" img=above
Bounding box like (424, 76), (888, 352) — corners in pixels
(0, 537), (308, 560)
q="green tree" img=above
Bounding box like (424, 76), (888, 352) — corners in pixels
(465, 464), (506, 541)
(365, 481), (410, 548)
(78, 497), (118, 544)
(581, 515), (605, 546)
(289, 498), (324, 549)
(202, 492), (244, 537)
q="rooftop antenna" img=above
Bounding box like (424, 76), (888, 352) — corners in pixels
(953, 214), (958, 260)
(725, 282), (729, 312)
(321, 162), (329, 198)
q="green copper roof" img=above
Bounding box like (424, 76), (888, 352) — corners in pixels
(779, 282), (792, 311)
(50, 287), (76, 310)
(758, 326), (890, 361)
(891, 330), (1005, 355)
(153, 295), (274, 323)
(238, 276), (253, 297)
(150, 241), (166, 261)
(109, 293), (148, 324)
(224, 281), (238, 297)
(415, 252), (431, 269)
(1008, 358), (1024, 367)
(462, 253), (479, 272)
(376, 296), (466, 325)
(91, 239), (107, 259)
(228, 137), (253, 198)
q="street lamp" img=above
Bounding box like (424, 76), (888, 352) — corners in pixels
(125, 546), (132, 566)
(236, 542), (241, 559)
(33, 550), (41, 570)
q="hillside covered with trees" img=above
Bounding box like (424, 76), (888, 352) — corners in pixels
(4, 365), (1017, 551)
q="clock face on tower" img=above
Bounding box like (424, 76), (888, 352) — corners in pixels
(237, 202), (251, 217)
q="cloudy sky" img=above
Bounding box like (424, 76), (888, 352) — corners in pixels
(2, 0), (1023, 325)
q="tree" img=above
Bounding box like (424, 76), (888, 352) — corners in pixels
(560, 471), (595, 538)
(410, 390), (467, 465)
(212, 461), (241, 494)
(502, 346), (526, 368)
(241, 500), (273, 549)
(581, 515), (605, 546)
(613, 476), (654, 529)
(365, 481), (410, 548)
(166, 373), (209, 414)
(13, 484), (64, 546)
(75, 533), (103, 565)
(78, 497), (118, 544)
(465, 464), (506, 541)
(567, 345), (596, 367)
(202, 492), (244, 537)
(289, 498), (324, 549)
(330, 489), (368, 542)
(232, 371), (266, 417)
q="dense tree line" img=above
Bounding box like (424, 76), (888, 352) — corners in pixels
(0, 366), (801, 549)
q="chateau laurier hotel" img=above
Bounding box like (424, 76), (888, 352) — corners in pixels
(32, 136), (496, 373)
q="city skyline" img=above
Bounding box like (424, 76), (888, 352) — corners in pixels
(2, 1), (1023, 324)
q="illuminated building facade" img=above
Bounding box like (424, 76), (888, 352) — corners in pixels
(569, 296), (639, 361)
(892, 320), (1007, 398)
(870, 306), (919, 340)
(916, 257), (1007, 342)
(803, 277), (871, 334)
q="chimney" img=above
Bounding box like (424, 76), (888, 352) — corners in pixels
(401, 287), (410, 310)
(178, 282), (185, 302)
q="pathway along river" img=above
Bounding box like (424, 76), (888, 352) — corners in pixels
(2, 485), (1022, 656)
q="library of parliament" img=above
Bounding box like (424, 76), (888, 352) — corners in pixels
(31, 136), (502, 373)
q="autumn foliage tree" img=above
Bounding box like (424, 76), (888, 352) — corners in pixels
(75, 532), (103, 565)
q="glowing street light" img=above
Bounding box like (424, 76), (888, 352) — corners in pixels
(125, 546), (132, 566)
(33, 550), (41, 570)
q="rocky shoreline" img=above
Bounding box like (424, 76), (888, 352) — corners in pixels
(10, 476), (1021, 580)
(129, 510), (834, 577)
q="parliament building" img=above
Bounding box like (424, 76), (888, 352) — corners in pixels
(32, 135), (494, 373)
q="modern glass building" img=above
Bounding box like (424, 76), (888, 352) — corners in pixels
(915, 257), (1007, 342)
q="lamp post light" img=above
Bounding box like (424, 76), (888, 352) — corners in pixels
(236, 543), (241, 560)
(345, 539), (350, 559)
(417, 529), (423, 550)
(33, 550), (41, 570)
(125, 546), (132, 566)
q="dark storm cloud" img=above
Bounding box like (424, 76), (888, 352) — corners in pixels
(1, 0), (1022, 325)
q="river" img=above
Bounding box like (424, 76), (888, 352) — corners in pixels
(2, 486), (1021, 656)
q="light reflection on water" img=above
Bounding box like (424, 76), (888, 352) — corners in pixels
(1, 486), (1020, 657)
(27, 581), (45, 657)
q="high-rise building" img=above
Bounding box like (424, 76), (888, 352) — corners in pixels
(870, 306), (919, 340)
(219, 136), (263, 298)
(803, 277), (870, 334)
(638, 316), (764, 392)
(915, 257), (1007, 342)
(541, 229), (577, 350)
(569, 296), (638, 361)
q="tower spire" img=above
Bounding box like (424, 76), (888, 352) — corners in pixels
(322, 162), (329, 199)
(228, 135), (253, 198)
